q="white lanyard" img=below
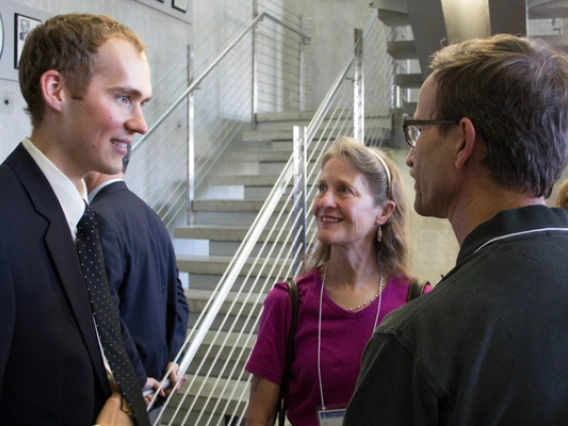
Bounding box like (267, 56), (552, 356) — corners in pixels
(473, 227), (568, 254)
(316, 266), (384, 410)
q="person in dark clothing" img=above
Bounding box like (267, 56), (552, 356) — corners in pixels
(0, 13), (156, 426)
(85, 146), (189, 413)
(345, 34), (568, 426)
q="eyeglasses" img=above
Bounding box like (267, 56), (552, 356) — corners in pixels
(403, 119), (460, 147)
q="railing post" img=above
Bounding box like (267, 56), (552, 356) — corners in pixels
(389, 27), (397, 111)
(187, 44), (195, 225)
(353, 28), (364, 143)
(293, 126), (307, 277)
(251, 0), (259, 129)
(299, 15), (306, 112)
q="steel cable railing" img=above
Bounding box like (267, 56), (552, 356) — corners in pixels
(156, 10), (395, 426)
(125, 7), (310, 230)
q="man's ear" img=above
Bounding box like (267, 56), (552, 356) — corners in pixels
(376, 200), (396, 226)
(40, 70), (67, 113)
(455, 117), (476, 169)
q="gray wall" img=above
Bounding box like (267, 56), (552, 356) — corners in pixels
(0, 0), (192, 162)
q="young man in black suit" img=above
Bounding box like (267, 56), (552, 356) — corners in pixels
(0, 14), (157, 426)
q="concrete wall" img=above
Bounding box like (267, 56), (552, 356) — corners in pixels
(0, 0), (193, 162)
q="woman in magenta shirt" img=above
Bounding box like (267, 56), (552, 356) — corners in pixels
(246, 137), (432, 426)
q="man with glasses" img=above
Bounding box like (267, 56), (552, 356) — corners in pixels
(345, 34), (568, 425)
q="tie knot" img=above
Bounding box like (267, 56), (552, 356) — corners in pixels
(77, 204), (97, 231)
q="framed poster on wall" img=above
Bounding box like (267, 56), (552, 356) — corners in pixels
(14, 13), (41, 69)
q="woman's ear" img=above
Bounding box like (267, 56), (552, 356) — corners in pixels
(376, 200), (396, 226)
(40, 70), (67, 113)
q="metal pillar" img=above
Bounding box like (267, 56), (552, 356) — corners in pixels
(251, 0), (259, 129)
(298, 15), (306, 112)
(187, 44), (195, 225)
(293, 126), (307, 277)
(353, 28), (365, 143)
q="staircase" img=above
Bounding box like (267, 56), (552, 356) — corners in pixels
(165, 111), (319, 425)
(371, 0), (568, 118)
(371, 1), (422, 116)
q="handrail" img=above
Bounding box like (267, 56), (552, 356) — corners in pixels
(132, 11), (311, 154)
(157, 11), (380, 400)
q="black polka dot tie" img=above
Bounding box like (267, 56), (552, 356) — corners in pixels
(76, 204), (150, 426)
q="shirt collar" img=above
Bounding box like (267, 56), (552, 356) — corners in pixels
(88, 178), (124, 203)
(22, 137), (85, 237)
(457, 205), (568, 265)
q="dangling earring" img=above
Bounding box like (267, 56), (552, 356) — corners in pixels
(377, 225), (383, 243)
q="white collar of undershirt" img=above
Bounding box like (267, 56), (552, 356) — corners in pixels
(88, 178), (124, 204)
(22, 137), (85, 239)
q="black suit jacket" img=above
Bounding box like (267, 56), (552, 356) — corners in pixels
(91, 181), (189, 380)
(0, 144), (146, 425)
(0, 144), (111, 425)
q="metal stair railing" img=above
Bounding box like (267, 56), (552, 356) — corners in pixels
(155, 10), (396, 426)
(125, 6), (311, 229)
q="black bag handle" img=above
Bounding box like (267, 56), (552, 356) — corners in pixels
(275, 278), (300, 426)
(407, 279), (429, 302)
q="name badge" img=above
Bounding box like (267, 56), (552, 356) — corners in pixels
(318, 408), (346, 426)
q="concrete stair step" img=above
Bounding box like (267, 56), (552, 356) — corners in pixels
(377, 10), (410, 27)
(167, 375), (248, 421)
(529, 1), (568, 19)
(208, 174), (318, 187)
(369, 0), (407, 13)
(242, 125), (391, 142)
(186, 289), (265, 316)
(175, 224), (314, 244)
(394, 73), (424, 89)
(177, 254), (291, 276)
(226, 149), (322, 163)
(188, 273), (275, 292)
(192, 199), (289, 213)
(196, 330), (255, 362)
(209, 240), (293, 257)
(534, 34), (568, 52)
(160, 407), (232, 426)
(387, 40), (417, 60)
(256, 110), (315, 122)
(227, 150), (292, 162)
(188, 311), (259, 333)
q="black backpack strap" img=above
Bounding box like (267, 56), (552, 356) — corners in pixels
(276, 278), (300, 426)
(407, 279), (429, 303)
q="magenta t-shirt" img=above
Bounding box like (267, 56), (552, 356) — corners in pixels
(246, 267), (432, 426)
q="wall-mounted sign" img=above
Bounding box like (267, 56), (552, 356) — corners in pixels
(172, 0), (189, 13)
(134, 0), (191, 23)
(0, 1), (50, 82)
(14, 13), (42, 69)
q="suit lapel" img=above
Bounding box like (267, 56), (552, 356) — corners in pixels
(6, 144), (111, 395)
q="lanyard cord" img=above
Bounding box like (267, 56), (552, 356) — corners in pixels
(316, 264), (385, 410)
(472, 227), (568, 254)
